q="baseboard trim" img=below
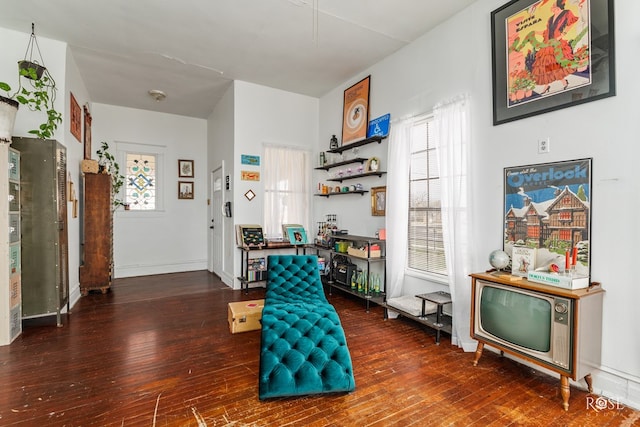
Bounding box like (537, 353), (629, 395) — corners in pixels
(114, 260), (208, 278)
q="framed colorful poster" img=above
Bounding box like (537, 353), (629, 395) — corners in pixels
(491, 0), (615, 125)
(504, 158), (591, 275)
(241, 170), (260, 181)
(241, 154), (260, 166)
(341, 75), (370, 146)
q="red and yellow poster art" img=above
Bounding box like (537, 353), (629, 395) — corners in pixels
(506, 0), (590, 108)
(341, 76), (370, 146)
(241, 170), (260, 181)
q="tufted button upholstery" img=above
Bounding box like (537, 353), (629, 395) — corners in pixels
(265, 255), (328, 304)
(259, 255), (356, 399)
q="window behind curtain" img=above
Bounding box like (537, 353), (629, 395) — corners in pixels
(263, 145), (311, 239)
(408, 117), (447, 276)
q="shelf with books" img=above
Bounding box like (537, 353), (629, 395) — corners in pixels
(246, 257), (266, 282)
(237, 244), (310, 294)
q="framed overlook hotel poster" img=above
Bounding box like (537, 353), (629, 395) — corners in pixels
(342, 75), (370, 146)
(503, 158), (592, 275)
(491, 0), (615, 125)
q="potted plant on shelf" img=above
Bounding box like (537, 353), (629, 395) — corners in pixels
(96, 141), (126, 210)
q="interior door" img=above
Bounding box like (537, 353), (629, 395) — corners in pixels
(211, 167), (223, 277)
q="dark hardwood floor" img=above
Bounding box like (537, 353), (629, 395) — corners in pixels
(0, 271), (637, 426)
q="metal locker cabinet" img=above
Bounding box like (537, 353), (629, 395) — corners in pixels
(11, 137), (69, 326)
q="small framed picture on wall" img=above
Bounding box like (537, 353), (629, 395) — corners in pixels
(178, 181), (194, 199)
(70, 92), (82, 142)
(178, 159), (194, 178)
(371, 186), (386, 216)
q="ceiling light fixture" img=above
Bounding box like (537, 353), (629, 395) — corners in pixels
(148, 89), (167, 102)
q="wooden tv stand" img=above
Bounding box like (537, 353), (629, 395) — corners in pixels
(470, 272), (604, 411)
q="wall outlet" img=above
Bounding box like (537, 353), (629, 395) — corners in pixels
(538, 137), (550, 154)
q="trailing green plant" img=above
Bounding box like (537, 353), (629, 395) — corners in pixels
(96, 141), (126, 210)
(0, 63), (62, 139)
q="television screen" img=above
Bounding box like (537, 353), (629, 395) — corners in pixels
(480, 286), (552, 352)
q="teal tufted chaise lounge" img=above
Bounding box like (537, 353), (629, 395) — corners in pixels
(258, 255), (356, 399)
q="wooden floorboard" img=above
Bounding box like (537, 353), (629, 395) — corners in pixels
(0, 270), (637, 426)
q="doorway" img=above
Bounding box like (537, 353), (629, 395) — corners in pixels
(210, 166), (224, 278)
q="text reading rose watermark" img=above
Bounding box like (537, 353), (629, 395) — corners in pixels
(586, 396), (624, 412)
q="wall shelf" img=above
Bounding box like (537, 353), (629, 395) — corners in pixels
(314, 158), (368, 171)
(315, 190), (368, 197)
(327, 135), (385, 154)
(327, 171), (386, 182)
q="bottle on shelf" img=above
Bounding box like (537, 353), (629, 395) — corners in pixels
(351, 271), (357, 290)
(330, 134), (339, 150)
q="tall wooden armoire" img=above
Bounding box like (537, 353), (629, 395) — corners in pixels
(11, 137), (69, 327)
(79, 172), (112, 295)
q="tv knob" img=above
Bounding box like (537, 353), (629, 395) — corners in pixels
(554, 302), (568, 314)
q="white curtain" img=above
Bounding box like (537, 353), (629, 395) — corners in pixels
(434, 94), (475, 351)
(263, 144), (311, 239)
(385, 118), (412, 303)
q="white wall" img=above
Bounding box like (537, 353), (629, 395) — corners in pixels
(318, 0), (640, 409)
(230, 80), (318, 289)
(92, 104), (208, 277)
(64, 48), (91, 306)
(207, 82), (235, 286)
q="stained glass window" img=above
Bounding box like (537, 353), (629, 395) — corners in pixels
(125, 153), (156, 210)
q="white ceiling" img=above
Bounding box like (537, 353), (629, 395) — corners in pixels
(0, 0), (477, 119)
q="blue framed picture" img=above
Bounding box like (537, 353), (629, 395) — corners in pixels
(286, 227), (308, 245)
(241, 154), (260, 166)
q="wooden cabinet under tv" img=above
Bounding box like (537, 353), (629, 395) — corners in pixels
(469, 272), (604, 411)
(79, 173), (112, 295)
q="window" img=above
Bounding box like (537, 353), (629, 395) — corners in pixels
(115, 141), (165, 212)
(125, 153), (157, 210)
(559, 211), (571, 221)
(263, 145), (311, 239)
(407, 117), (447, 276)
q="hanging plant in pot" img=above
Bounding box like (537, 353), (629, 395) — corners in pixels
(0, 23), (62, 142)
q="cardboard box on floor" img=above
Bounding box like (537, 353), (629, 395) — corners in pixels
(228, 299), (264, 333)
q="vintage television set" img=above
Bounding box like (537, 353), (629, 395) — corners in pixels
(470, 273), (604, 410)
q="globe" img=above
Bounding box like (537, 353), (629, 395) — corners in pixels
(489, 249), (510, 271)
